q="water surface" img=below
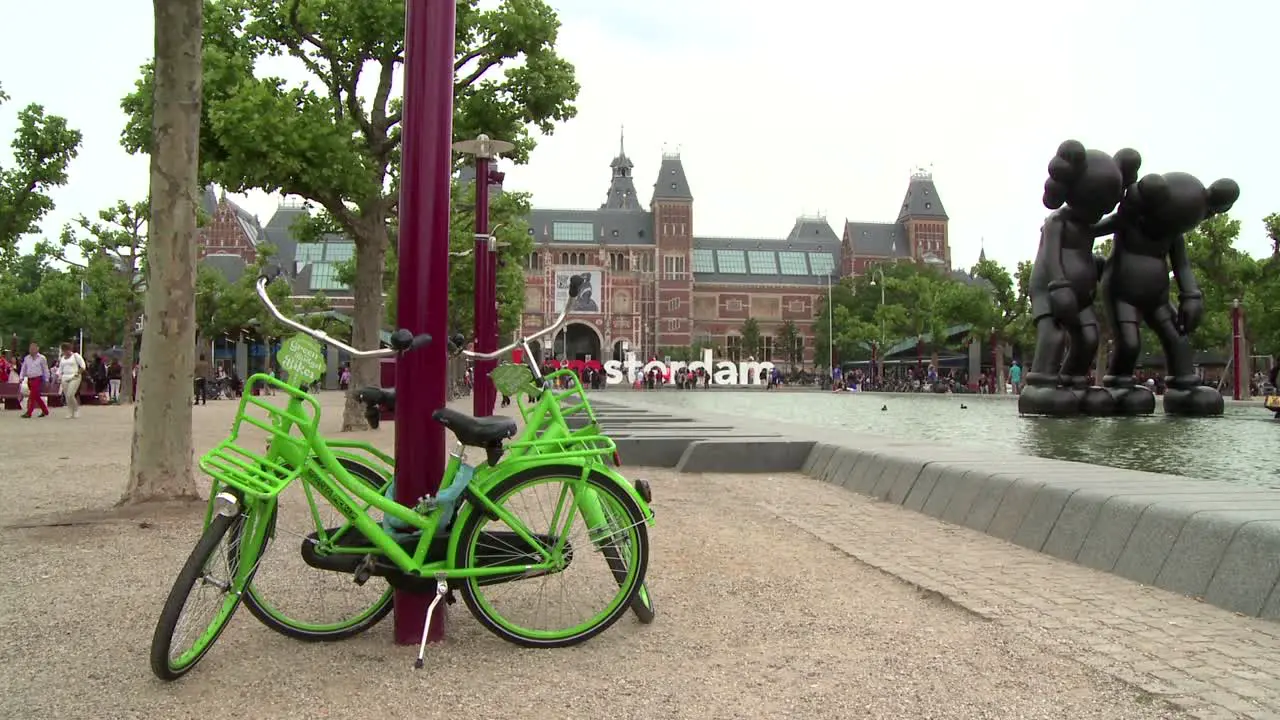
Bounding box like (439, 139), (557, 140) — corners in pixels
(618, 390), (1279, 487)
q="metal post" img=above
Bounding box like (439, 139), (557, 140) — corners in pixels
(1232, 298), (1244, 400)
(78, 280), (87, 352)
(826, 272), (833, 375)
(393, 0), (454, 646)
(453, 135), (513, 417)
(991, 328), (1000, 394)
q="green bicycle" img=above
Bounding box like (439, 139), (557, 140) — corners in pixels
(149, 275), (653, 680)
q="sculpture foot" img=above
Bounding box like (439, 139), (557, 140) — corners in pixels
(1163, 385), (1224, 417)
(1107, 385), (1156, 416)
(1018, 384), (1081, 416)
(1079, 386), (1117, 416)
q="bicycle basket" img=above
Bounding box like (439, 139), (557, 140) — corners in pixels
(490, 362), (534, 397)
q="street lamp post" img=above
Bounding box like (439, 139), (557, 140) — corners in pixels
(869, 267), (886, 378)
(452, 134), (514, 418)
(1231, 298), (1245, 400)
(826, 272), (834, 376)
(394, 0), (455, 646)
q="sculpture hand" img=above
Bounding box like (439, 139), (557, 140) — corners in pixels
(1178, 295), (1204, 335)
(1048, 285), (1078, 321)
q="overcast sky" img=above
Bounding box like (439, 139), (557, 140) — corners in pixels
(2, 0), (1276, 270)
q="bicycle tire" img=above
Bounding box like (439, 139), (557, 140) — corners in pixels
(631, 583), (656, 623)
(239, 458), (395, 641)
(150, 511), (249, 680)
(456, 465), (648, 648)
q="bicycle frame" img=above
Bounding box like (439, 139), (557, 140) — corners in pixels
(200, 374), (638, 584)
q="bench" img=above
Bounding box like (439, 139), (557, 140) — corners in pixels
(0, 381), (97, 410)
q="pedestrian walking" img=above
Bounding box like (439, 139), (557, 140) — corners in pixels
(18, 343), (50, 418)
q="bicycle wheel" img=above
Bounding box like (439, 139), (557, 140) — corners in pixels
(631, 583), (655, 623)
(456, 466), (648, 648)
(150, 504), (264, 680)
(239, 458), (395, 641)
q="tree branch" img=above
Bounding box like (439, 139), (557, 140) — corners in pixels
(458, 57), (503, 90)
(454, 43), (492, 71)
(285, 0), (352, 126)
(369, 55), (397, 141)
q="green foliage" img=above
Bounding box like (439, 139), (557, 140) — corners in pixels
(740, 317), (761, 359)
(778, 320), (801, 366)
(1264, 213), (1280, 259)
(118, 0), (581, 387)
(442, 181), (534, 335)
(814, 261), (998, 362)
(37, 200), (149, 350)
(1181, 214), (1254, 352)
(195, 246), (324, 341)
(0, 248), (84, 350)
(0, 83), (83, 260)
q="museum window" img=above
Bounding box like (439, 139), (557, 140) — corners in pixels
(663, 254), (686, 280)
(726, 335), (743, 364)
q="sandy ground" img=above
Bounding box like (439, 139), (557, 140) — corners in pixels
(0, 393), (1184, 720)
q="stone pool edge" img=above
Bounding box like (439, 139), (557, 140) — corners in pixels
(591, 395), (1280, 623)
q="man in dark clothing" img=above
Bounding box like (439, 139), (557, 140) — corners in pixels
(193, 353), (211, 405)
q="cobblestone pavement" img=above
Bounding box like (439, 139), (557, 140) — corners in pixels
(709, 470), (1280, 719)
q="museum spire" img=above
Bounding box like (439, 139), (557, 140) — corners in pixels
(602, 125), (642, 211)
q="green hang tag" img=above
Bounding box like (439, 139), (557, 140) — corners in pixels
(490, 362), (534, 397)
(276, 334), (326, 387)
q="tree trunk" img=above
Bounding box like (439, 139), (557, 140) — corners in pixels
(120, 314), (137, 404)
(123, 0), (202, 504)
(343, 214), (387, 431)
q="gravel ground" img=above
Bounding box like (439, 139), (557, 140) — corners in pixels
(0, 394), (1184, 719)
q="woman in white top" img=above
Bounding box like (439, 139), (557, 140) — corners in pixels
(58, 342), (87, 419)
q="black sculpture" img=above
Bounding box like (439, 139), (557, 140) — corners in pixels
(1019, 141), (1140, 417)
(1096, 172), (1239, 416)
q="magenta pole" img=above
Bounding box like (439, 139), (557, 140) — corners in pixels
(393, 0), (454, 646)
(1231, 298), (1244, 401)
(473, 154), (496, 416)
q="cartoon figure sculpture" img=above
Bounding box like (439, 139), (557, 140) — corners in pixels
(1019, 140), (1141, 417)
(1096, 172), (1239, 416)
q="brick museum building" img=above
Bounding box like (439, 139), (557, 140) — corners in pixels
(522, 139), (958, 365)
(194, 140), (964, 370)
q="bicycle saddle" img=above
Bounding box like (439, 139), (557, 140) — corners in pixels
(354, 386), (395, 408)
(431, 407), (517, 447)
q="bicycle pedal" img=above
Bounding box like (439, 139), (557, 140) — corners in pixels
(353, 556), (375, 585)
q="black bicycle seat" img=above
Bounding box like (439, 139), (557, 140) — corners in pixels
(354, 386), (395, 408)
(431, 407), (517, 447)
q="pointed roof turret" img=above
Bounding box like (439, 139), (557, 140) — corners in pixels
(651, 149), (693, 204)
(602, 125), (643, 211)
(896, 168), (948, 222)
(978, 239), (987, 263)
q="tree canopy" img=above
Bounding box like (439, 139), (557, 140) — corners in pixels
(814, 261), (997, 366)
(805, 212), (1280, 374)
(0, 83), (83, 261)
(119, 0), (581, 428)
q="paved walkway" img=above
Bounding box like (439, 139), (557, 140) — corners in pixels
(0, 394), (1267, 718)
(736, 472), (1280, 720)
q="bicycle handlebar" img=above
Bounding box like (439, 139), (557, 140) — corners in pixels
(461, 275), (584, 361)
(254, 273), (431, 359)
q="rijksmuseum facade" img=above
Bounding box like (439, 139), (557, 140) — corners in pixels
(521, 140), (957, 365)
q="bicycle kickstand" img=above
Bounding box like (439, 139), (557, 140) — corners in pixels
(414, 578), (449, 669)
